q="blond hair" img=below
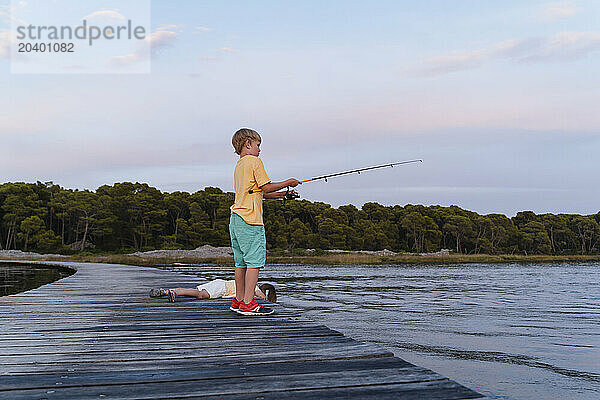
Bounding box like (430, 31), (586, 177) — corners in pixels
(232, 128), (261, 155)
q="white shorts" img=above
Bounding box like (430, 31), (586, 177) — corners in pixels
(196, 279), (227, 299)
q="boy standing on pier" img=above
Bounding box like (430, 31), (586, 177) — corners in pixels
(230, 128), (298, 315)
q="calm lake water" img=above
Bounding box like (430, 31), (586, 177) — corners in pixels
(0, 262), (74, 296)
(159, 262), (600, 400)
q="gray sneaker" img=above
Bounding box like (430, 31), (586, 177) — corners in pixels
(149, 288), (168, 298)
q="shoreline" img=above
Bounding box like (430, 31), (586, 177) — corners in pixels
(1, 252), (599, 266)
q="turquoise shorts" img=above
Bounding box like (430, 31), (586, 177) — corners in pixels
(229, 213), (266, 269)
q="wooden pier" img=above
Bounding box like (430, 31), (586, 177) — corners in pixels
(0, 261), (484, 399)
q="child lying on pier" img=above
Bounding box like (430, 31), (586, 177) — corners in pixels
(149, 279), (277, 304)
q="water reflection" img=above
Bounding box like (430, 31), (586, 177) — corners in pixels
(0, 262), (74, 296)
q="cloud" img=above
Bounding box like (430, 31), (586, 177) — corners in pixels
(0, 29), (25, 61)
(194, 26), (212, 33)
(109, 52), (142, 65)
(0, 3), (28, 25)
(83, 10), (126, 23)
(110, 29), (178, 66)
(0, 9), (9, 23)
(147, 30), (178, 48)
(411, 31), (600, 77)
(157, 24), (183, 32)
(540, 1), (581, 22)
(497, 32), (600, 63)
(412, 49), (488, 77)
(0, 30), (10, 59)
(219, 47), (235, 52)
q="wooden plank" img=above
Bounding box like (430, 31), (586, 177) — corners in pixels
(0, 358), (414, 390)
(0, 330), (343, 349)
(1, 345), (394, 375)
(0, 336), (358, 356)
(0, 326), (340, 343)
(0, 342), (390, 367)
(0, 369), (470, 400)
(2, 322), (327, 336)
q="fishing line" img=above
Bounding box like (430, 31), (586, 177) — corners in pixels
(249, 159), (423, 195)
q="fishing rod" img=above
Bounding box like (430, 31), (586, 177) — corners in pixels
(249, 159), (423, 195)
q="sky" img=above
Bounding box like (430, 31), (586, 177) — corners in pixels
(1, 0), (599, 216)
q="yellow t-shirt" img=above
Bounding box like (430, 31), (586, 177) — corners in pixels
(230, 155), (271, 225)
(222, 280), (260, 298)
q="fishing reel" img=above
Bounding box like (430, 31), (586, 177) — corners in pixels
(283, 187), (300, 204)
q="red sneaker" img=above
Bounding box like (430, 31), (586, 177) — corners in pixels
(230, 298), (241, 312)
(238, 299), (274, 316)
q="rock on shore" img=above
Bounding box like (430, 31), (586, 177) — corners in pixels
(307, 248), (451, 256)
(0, 250), (67, 258)
(129, 245), (234, 258)
(322, 249), (398, 256)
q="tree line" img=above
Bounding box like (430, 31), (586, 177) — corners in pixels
(0, 181), (598, 255)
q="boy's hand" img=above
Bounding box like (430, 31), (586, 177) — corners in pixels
(287, 178), (299, 187)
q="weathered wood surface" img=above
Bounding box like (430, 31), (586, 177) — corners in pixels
(0, 261), (484, 399)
